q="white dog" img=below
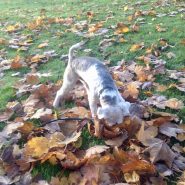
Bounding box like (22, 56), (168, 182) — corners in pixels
(53, 41), (130, 126)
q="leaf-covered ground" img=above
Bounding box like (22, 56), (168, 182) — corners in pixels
(0, 0), (185, 184)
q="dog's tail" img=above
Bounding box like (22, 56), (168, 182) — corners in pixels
(68, 41), (87, 64)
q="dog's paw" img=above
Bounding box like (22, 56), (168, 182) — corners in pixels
(53, 100), (60, 108)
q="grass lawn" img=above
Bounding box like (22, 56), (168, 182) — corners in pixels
(0, 0), (185, 183)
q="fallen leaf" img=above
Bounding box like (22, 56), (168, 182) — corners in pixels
(130, 43), (144, 52)
(165, 98), (184, 110)
(31, 108), (52, 119)
(124, 171), (140, 183)
(37, 42), (48, 48)
(11, 55), (24, 69)
(85, 145), (109, 158)
(105, 133), (128, 147)
(30, 54), (46, 63)
(136, 122), (158, 145)
(24, 137), (49, 158)
(26, 74), (39, 85)
(115, 23), (130, 34)
(144, 138), (176, 168)
(159, 123), (184, 138)
(123, 81), (141, 99)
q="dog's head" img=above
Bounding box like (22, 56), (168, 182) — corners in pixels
(97, 101), (130, 126)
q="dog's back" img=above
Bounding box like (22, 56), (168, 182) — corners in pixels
(72, 56), (117, 94)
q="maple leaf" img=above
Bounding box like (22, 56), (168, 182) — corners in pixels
(123, 81), (141, 99)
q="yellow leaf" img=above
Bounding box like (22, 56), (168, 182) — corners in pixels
(37, 42), (48, 48)
(130, 43), (144, 52)
(30, 54), (46, 63)
(115, 23), (130, 34)
(123, 6), (128, 11)
(119, 37), (127, 43)
(124, 171), (140, 183)
(25, 137), (49, 158)
(6, 25), (16, 32)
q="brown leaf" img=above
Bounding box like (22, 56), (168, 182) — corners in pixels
(147, 116), (174, 126)
(159, 123), (184, 138)
(0, 38), (7, 45)
(136, 122), (158, 145)
(0, 110), (14, 122)
(177, 124), (185, 141)
(26, 74), (40, 85)
(11, 55), (23, 69)
(113, 147), (155, 174)
(144, 138), (176, 168)
(105, 133), (128, 147)
(18, 122), (34, 135)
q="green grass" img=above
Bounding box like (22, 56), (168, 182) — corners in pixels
(0, 0), (185, 183)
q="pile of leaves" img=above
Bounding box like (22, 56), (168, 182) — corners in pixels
(0, 55), (185, 184)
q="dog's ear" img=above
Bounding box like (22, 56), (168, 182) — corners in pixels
(97, 107), (107, 119)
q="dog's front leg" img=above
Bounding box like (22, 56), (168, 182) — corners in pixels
(87, 93), (98, 118)
(53, 66), (78, 108)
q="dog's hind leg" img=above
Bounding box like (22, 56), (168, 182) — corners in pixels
(53, 66), (78, 108)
